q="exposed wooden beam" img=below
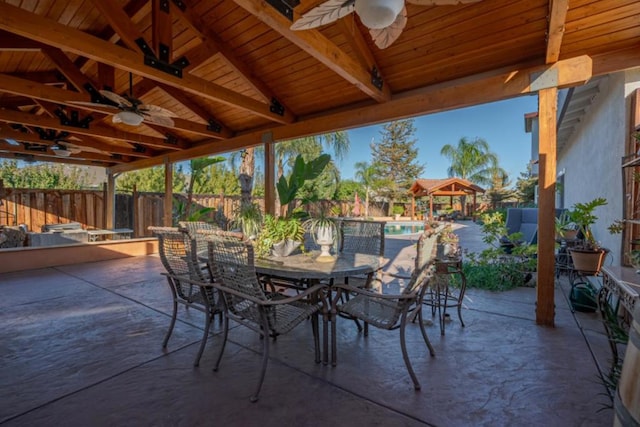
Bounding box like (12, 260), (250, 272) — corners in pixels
(0, 151), (114, 167)
(0, 141), (127, 163)
(41, 47), (93, 93)
(179, 43), (218, 73)
(110, 56), (593, 173)
(88, 0), (149, 53)
(335, 19), (383, 85)
(0, 108), (179, 152)
(0, 2), (295, 124)
(233, 0), (391, 103)
(152, 0), (173, 60)
(546, 0), (569, 64)
(0, 30), (41, 51)
(0, 73), (226, 140)
(592, 45), (640, 77)
(0, 128), (150, 159)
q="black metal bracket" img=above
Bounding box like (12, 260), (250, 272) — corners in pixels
(110, 153), (123, 160)
(265, 0), (300, 21)
(23, 143), (48, 153)
(83, 83), (114, 105)
(159, 0), (170, 13)
(170, 0), (186, 11)
(371, 66), (383, 90)
(132, 144), (147, 153)
(164, 133), (178, 145)
(34, 128), (70, 141)
(207, 119), (222, 133)
(10, 123), (29, 133)
(54, 109), (94, 129)
(135, 37), (189, 78)
(270, 98), (285, 116)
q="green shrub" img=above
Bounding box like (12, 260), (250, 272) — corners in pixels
(392, 205), (405, 215)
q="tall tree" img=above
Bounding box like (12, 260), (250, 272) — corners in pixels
(370, 119), (424, 215)
(354, 161), (377, 217)
(183, 156), (225, 220)
(484, 166), (513, 209)
(440, 137), (500, 214)
(0, 160), (92, 189)
(515, 164), (538, 205)
(116, 165), (186, 193)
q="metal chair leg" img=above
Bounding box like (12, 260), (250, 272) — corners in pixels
(251, 310), (271, 403)
(213, 311), (229, 372)
(399, 314), (420, 390)
(194, 309), (211, 367)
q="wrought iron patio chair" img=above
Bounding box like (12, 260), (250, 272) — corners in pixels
(333, 261), (436, 390)
(149, 226), (221, 366)
(178, 220), (219, 254)
(206, 231), (324, 402)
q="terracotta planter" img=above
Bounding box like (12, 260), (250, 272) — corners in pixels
(569, 248), (606, 274)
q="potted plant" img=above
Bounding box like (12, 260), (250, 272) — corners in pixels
(567, 197), (608, 273)
(230, 202), (263, 239)
(255, 214), (305, 257)
(555, 210), (578, 240)
(304, 209), (337, 262)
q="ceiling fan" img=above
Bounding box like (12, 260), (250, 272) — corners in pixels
(290, 0), (483, 49)
(71, 74), (176, 127)
(50, 142), (81, 157)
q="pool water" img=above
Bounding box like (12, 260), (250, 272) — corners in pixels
(384, 223), (425, 235)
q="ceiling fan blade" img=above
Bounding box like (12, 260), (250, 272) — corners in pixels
(142, 114), (175, 127)
(139, 104), (177, 117)
(407, 0), (482, 5)
(369, 7), (407, 49)
(290, 0), (355, 30)
(67, 101), (119, 110)
(99, 90), (133, 108)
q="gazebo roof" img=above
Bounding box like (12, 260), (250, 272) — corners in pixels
(409, 178), (485, 197)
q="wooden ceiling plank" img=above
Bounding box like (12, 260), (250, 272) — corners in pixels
(546, 0), (570, 64)
(0, 2), (294, 124)
(233, 0), (391, 103)
(0, 108), (178, 152)
(180, 42), (219, 73)
(41, 47), (94, 93)
(0, 72), (232, 140)
(0, 141), (129, 163)
(0, 30), (42, 51)
(0, 151), (116, 167)
(110, 55), (594, 174)
(98, 63), (116, 89)
(173, 1), (276, 104)
(335, 18), (385, 84)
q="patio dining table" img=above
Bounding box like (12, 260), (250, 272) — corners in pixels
(256, 251), (382, 366)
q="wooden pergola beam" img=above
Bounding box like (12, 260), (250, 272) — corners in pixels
(110, 55), (593, 173)
(546, 0), (569, 64)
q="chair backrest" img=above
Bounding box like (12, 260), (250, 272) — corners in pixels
(415, 231), (439, 271)
(207, 231), (266, 304)
(179, 221), (219, 254)
(339, 219), (385, 256)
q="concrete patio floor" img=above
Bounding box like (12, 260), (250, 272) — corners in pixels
(0, 221), (614, 426)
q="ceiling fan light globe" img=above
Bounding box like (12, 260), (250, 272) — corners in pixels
(355, 0), (404, 29)
(113, 111), (144, 126)
(51, 145), (71, 157)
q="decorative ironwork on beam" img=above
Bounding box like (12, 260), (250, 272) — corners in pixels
(170, 0), (186, 11)
(265, 0), (300, 21)
(132, 144), (147, 153)
(270, 98), (285, 116)
(164, 133), (178, 145)
(371, 67), (383, 90)
(34, 128), (70, 141)
(159, 0), (170, 13)
(135, 37), (189, 78)
(207, 119), (222, 133)
(23, 143), (48, 152)
(54, 109), (94, 129)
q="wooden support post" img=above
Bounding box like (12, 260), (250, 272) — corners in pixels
(536, 87), (558, 327)
(164, 158), (173, 227)
(429, 195), (434, 221)
(105, 172), (115, 230)
(410, 196), (415, 220)
(264, 140), (275, 216)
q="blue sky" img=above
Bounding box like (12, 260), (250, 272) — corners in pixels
(337, 95), (540, 184)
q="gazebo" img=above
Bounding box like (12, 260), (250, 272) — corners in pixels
(409, 178), (485, 221)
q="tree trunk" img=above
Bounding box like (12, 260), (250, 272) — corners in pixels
(365, 188), (370, 217)
(239, 148), (255, 208)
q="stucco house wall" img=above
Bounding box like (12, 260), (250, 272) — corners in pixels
(557, 69), (640, 266)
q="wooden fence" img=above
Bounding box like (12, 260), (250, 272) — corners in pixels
(0, 187), (395, 237)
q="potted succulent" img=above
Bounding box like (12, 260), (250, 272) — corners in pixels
(230, 202), (263, 239)
(255, 214), (305, 257)
(567, 197), (608, 273)
(555, 210), (579, 240)
(304, 209), (337, 262)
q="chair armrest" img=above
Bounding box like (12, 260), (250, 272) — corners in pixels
(332, 283), (418, 300)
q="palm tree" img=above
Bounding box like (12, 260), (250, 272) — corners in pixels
(440, 137), (500, 214)
(354, 161), (376, 217)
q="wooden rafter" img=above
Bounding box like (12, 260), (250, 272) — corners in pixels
(0, 108), (178, 152)
(0, 151), (114, 167)
(0, 72), (228, 140)
(41, 47), (93, 93)
(0, 2), (295, 124)
(88, 0), (150, 53)
(233, 0), (391, 103)
(152, 0), (173, 59)
(546, 0), (569, 64)
(0, 128), (151, 159)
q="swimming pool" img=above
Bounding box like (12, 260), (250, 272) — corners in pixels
(384, 222), (425, 235)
